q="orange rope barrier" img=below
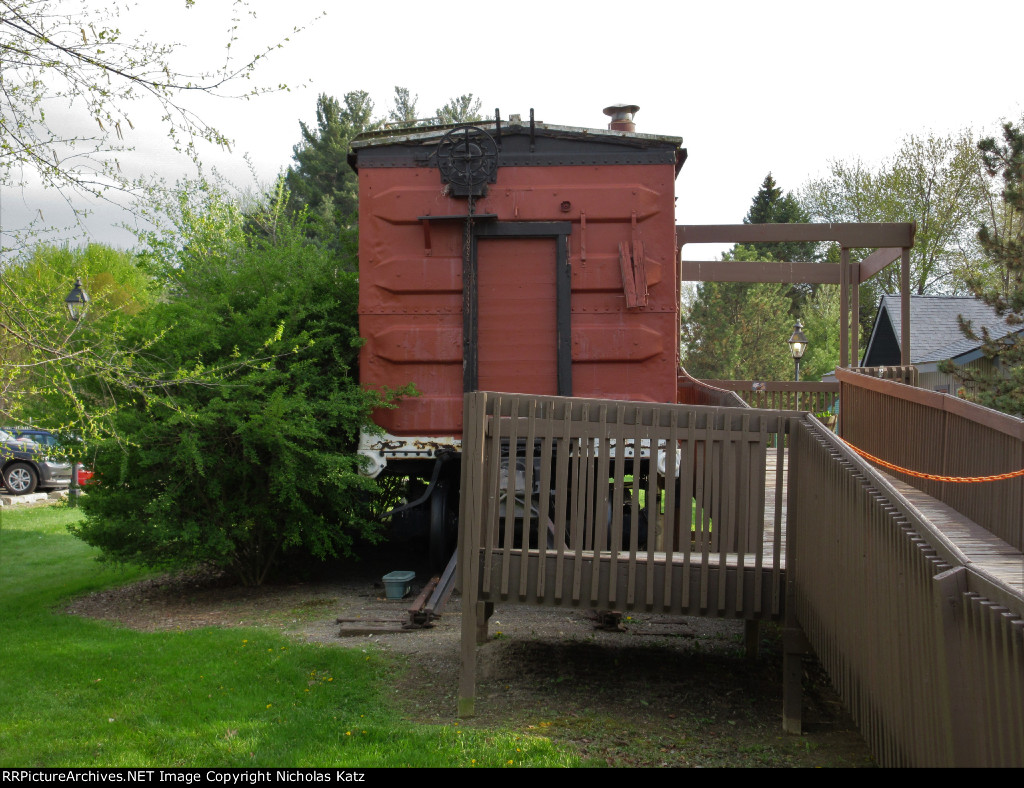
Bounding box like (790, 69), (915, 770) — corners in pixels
(842, 440), (1024, 483)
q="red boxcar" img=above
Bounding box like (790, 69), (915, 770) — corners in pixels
(351, 108), (686, 565)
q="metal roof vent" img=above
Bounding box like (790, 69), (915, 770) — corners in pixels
(603, 104), (640, 132)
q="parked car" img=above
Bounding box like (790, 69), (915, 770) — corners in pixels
(3, 426), (95, 486)
(6, 427), (57, 448)
(0, 428), (73, 495)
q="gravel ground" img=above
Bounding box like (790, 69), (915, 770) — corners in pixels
(64, 543), (875, 767)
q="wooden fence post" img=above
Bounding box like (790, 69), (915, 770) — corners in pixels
(932, 567), (976, 767)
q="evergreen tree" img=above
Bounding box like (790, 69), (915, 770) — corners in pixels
(736, 173), (819, 315)
(942, 122), (1024, 415)
(681, 175), (816, 381)
(284, 92), (380, 221)
(743, 173), (817, 264)
(284, 89), (487, 234)
(681, 247), (795, 381)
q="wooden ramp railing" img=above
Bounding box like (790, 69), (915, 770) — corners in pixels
(456, 391), (1024, 767)
(457, 392), (797, 716)
(838, 367), (1024, 551)
(790, 417), (1024, 767)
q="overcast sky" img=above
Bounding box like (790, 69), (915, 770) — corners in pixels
(6, 0), (1023, 258)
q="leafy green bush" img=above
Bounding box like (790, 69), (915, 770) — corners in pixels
(73, 186), (407, 584)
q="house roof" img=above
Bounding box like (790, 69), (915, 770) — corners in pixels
(861, 295), (1018, 366)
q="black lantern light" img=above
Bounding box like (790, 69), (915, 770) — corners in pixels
(788, 320), (809, 384)
(64, 277), (90, 321)
(64, 277), (90, 506)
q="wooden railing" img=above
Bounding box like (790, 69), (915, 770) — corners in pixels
(700, 379), (839, 414)
(456, 390), (1024, 766)
(457, 392), (797, 714)
(789, 417), (1024, 767)
(851, 364), (919, 386)
(677, 369), (748, 408)
(458, 392), (793, 610)
(837, 367), (1024, 551)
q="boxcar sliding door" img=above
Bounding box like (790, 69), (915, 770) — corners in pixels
(476, 237), (558, 396)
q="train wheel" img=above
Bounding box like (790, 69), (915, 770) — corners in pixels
(429, 478), (456, 572)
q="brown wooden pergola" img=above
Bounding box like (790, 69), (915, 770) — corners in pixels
(677, 223), (917, 368)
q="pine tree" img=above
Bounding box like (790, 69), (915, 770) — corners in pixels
(682, 247), (795, 381)
(743, 173), (817, 263)
(735, 174), (819, 315)
(681, 177), (810, 380)
(285, 89), (486, 229)
(284, 92), (380, 220)
(943, 122), (1024, 415)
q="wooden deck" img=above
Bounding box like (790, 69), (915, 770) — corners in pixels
(768, 440), (1022, 593)
(881, 472), (1024, 594)
(459, 394), (1024, 766)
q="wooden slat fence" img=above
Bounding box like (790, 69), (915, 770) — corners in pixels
(456, 390), (1024, 767)
(854, 364), (920, 386)
(458, 392), (797, 715)
(701, 379), (840, 414)
(790, 417), (1024, 767)
(837, 367), (1024, 551)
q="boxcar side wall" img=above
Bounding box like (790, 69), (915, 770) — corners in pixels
(358, 161), (680, 440)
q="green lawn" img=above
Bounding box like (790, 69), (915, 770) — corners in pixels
(0, 506), (576, 768)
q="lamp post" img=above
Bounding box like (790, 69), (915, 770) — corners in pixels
(64, 277), (90, 506)
(788, 320), (809, 411)
(64, 277), (90, 321)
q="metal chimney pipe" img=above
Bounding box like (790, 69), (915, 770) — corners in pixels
(603, 104), (640, 132)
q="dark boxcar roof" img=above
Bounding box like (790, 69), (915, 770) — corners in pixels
(350, 120), (686, 174)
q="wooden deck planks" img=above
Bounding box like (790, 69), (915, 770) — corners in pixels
(881, 472), (1024, 594)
